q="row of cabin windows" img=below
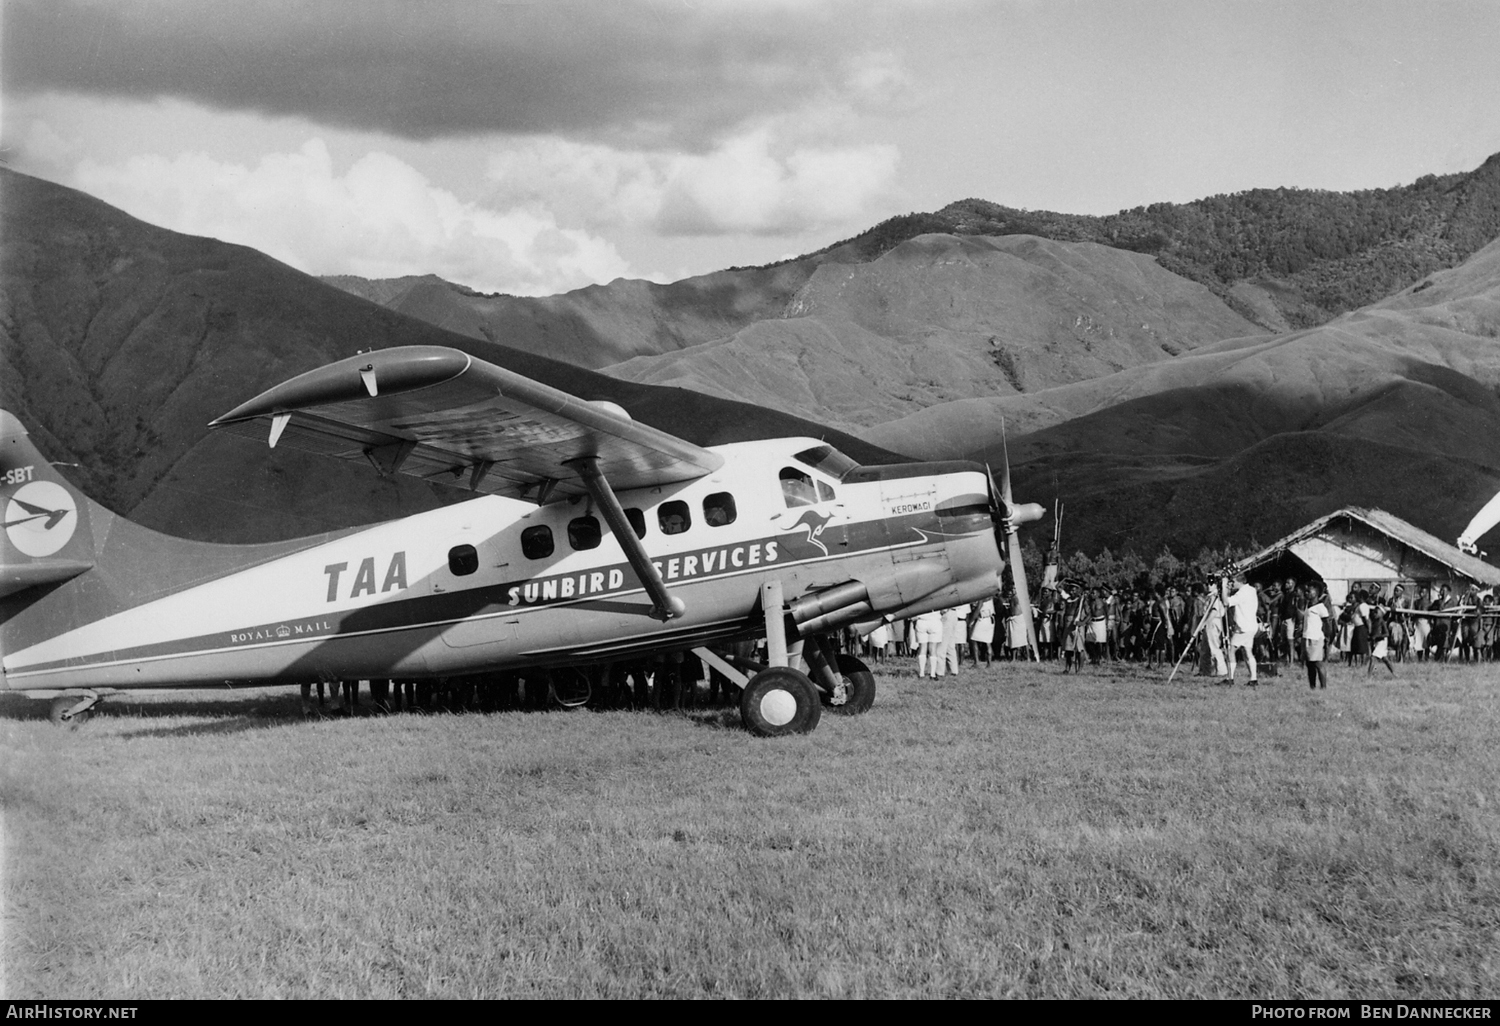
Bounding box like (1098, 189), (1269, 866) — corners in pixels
(452, 492), (742, 568)
(448, 468), (834, 574)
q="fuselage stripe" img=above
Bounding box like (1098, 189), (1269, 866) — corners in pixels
(4, 524), (991, 679)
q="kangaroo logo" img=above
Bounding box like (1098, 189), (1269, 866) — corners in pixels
(4, 481), (78, 558)
(782, 509), (836, 557)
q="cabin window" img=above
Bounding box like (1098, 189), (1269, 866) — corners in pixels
(817, 480), (836, 503)
(703, 492), (737, 527)
(625, 507), (647, 539)
(568, 515), (602, 551)
(521, 525), (554, 560)
(658, 500), (691, 535)
(448, 544), (479, 576)
(780, 467), (817, 508)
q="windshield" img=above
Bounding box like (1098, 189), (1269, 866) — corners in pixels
(792, 445), (859, 481)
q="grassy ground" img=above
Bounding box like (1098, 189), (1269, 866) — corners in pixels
(2, 658), (1497, 999)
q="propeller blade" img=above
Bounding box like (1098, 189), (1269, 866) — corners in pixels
(999, 417), (1015, 505)
(1008, 528), (1040, 661)
(993, 417), (1041, 659)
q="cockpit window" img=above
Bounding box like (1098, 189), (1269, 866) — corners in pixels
(780, 467), (818, 508)
(793, 445), (859, 481)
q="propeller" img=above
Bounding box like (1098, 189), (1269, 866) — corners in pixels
(990, 420), (1045, 660)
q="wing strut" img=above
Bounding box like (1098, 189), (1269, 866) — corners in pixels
(570, 456), (685, 622)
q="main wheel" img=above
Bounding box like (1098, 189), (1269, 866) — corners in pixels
(740, 667), (821, 737)
(824, 653), (876, 715)
(549, 667), (592, 708)
(48, 694), (93, 729)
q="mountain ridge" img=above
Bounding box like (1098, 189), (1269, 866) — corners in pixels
(325, 149), (1500, 339)
(606, 233), (1263, 431)
(321, 151), (1500, 441)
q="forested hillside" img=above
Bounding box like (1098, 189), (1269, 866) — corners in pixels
(817, 152), (1500, 330)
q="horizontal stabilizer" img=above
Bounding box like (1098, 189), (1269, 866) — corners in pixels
(0, 558), (94, 600)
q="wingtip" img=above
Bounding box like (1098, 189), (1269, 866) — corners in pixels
(209, 346), (471, 426)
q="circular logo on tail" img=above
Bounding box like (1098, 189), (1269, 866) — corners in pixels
(5, 481), (79, 557)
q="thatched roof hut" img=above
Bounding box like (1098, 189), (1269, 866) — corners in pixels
(1236, 507), (1500, 606)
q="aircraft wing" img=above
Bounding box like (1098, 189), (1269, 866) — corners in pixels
(210, 346), (724, 501)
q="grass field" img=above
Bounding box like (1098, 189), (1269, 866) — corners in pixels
(3, 659), (1498, 999)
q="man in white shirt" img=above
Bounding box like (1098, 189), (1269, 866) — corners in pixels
(1224, 572), (1260, 686)
(1301, 588), (1331, 689)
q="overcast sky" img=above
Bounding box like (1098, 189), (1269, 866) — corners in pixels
(6, 0), (1500, 296)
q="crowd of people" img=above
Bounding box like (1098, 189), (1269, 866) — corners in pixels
(842, 573), (1500, 689)
(299, 573), (1497, 716)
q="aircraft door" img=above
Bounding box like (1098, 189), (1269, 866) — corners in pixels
(432, 532), (481, 595)
(434, 531), (516, 651)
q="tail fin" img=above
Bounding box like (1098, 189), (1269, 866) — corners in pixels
(1, 410), (96, 599)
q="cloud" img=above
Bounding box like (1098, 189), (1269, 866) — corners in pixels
(485, 128), (900, 237)
(484, 139), (665, 229)
(5, 0), (936, 150)
(842, 50), (924, 114)
(19, 118), (82, 168)
(71, 139), (632, 295)
(659, 129), (901, 236)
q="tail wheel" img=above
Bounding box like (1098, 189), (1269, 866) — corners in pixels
(825, 653), (877, 715)
(740, 667), (821, 737)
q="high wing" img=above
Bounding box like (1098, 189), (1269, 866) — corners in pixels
(210, 346), (724, 502)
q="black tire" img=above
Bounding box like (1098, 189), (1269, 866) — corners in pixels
(48, 695), (91, 729)
(825, 653), (877, 715)
(740, 667), (821, 737)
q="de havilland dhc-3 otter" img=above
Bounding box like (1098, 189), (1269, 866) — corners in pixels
(1, 345), (1042, 734)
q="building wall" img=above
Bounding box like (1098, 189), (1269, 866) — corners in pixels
(1288, 527), (1471, 605)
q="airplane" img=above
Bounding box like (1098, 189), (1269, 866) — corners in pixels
(1, 345), (1043, 734)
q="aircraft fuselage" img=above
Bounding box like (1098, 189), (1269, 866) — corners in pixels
(2, 438), (1002, 692)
